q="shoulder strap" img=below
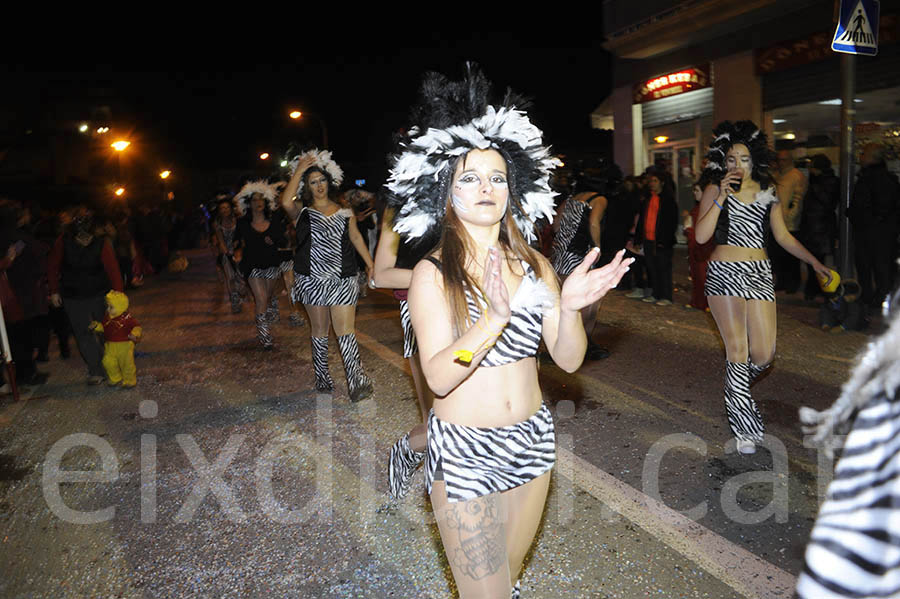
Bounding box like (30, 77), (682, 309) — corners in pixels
(424, 256), (443, 271)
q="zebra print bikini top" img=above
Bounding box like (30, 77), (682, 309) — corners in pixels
(426, 256), (556, 367)
(716, 187), (778, 249)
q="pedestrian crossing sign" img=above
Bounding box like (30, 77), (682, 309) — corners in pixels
(832, 0), (879, 55)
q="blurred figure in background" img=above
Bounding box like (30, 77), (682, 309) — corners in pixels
(636, 167), (679, 306)
(848, 142), (900, 312)
(772, 148), (808, 293)
(800, 154), (839, 302)
(684, 175), (715, 311)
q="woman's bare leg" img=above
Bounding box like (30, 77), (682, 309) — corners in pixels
(431, 481), (512, 598)
(503, 471), (551, 588)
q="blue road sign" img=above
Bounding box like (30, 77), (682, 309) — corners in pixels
(832, 0), (880, 55)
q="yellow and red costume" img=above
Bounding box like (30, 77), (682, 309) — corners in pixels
(90, 291), (142, 387)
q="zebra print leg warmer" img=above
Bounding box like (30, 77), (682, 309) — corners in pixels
(724, 361), (764, 442)
(388, 432), (425, 500)
(748, 360), (771, 384)
(311, 336), (334, 392)
(255, 314), (273, 350)
(266, 296), (280, 323)
(511, 580), (521, 598)
(337, 333), (373, 402)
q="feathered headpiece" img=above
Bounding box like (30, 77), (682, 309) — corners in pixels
(287, 149), (344, 196)
(233, 180), (280, 216)
(701, 120), (776, 189)
(385, 63), (561, 243)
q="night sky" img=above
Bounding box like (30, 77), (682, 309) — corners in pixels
(3, 34), (612, 192)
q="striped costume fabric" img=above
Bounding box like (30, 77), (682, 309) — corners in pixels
(249, 260), (293, 280)
(550, 199), (589, 276)
(425, 404), (556, 502)
(797, 390), (900, 598)
(465, 263), (555, 368)
(724, 361), (765, 442)
(336, 333), (371, 398)
(705, 260), (776, 302)
(398, 299), (417, 358)
(292, 208), (359, 306)
(311, 336), (334, 392)
(721, 192), (775, 249)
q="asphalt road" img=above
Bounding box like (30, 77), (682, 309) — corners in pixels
(0, 247), (873, 598)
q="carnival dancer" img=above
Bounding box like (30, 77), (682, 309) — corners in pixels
(279, 150), (375, 402)
(212, 194), (245, 313)
(387, 64), (631, 598)
(550, 171), (611, 360)
(694, 121), (830, 454)
(374, 205), (439, 500)
(233, 181), (291, 350)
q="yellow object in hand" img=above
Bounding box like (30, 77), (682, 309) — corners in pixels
(818, 269), (841, 293)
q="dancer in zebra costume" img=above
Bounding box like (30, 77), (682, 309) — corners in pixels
(373, 205), (439, 500)
(693, 121), (831, 454)
(386, 64), (632, 598)
(796, 287), (900, 599)
(212, 195), (245, 314)
(280, 150), (375, 402)
(550, 170), (614, 360)
(233, 181), (292, 350)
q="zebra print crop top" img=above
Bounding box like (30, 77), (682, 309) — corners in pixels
(425, 257), (556, 367)
(715, 187), (778, 249)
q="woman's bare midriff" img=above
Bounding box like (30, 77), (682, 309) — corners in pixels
(710, 245), (768, 262)
(433, 357), (543, 428)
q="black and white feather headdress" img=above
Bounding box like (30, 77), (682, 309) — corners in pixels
(287, 149), (344, 195)
(385, 64), (560, 243)
(233, 180), (280, 216)
(701, 120), (776, 189)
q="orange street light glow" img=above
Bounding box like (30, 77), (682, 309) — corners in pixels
(160, 170), (171, 179)
(289, 111), (302, 119)
(111, 140), (130, 151)
(115, 188), (125, 196)
(654, 136), (669, 143)
(259, 153), (270, 160)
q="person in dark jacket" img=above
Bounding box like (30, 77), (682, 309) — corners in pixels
(635, 167), (679, 305)
(0, 199), (49, 387)
(48, 206), (124, 385)
(800, 154), (840, 301)
(849, 143), (900, 310)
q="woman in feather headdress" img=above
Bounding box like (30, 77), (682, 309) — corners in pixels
(387, 64), (632, 598)
(233, 181), (291, 350)
(694, 121), (831, 454)
(280, 150), (376, 402)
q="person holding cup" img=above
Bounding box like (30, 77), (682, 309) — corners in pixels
(694, 121), (830, 455)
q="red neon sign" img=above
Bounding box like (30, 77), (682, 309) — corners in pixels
(633, 65), (710, 104)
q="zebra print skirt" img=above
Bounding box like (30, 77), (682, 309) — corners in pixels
(425, 404), (556, 503)
(249, 260), (294, 280)
(705, 260), (775, 302)
(291, 272), (359, 306)
(398, 299), (417, 358)
(551, 250), (583, 277)
(796, 389), (900, 598)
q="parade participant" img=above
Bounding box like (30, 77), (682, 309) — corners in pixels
(550, 170), (610, 360)
(212, 194), (245, 313)
(796, 283), (900, 599)
(280, 150), (375, 402)
(233, 181), (291, 350)
(695, 121), (830, 454)
(387, 64), (631, 598)
(48, 206), (124, 385)
(373, 205), (439, 499)
(89, 290), (142, 388)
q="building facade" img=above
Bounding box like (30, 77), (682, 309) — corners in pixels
(597, 0), (900, 214)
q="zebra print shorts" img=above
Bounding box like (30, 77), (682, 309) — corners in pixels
(291, 272), (359, 306)
(249, 260), (294, 280)
(425, 404), (556, 503)
(705, 260), (775, 302)
(398, 299), (417, 358)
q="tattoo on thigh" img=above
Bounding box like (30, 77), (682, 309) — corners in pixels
(443, 496), (505, 580)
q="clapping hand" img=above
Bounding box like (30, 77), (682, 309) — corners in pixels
(560, 249), (633, 313)
(481, 246), (510, 326)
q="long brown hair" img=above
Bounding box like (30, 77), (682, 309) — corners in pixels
(437, 153), (546, 338)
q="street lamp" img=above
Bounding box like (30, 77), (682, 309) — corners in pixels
(287, 110), (328, 148)
(259, 152), (270, 160)
(111, 140), (130, 152)
(289, 110), (302, 119)
(115, 187), (126, 197)
(159, 170), (171, 179)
